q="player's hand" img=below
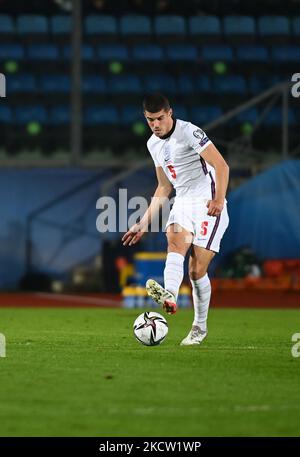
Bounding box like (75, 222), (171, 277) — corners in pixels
(122, 223), (146, 246)
(206, 199), (224, 217)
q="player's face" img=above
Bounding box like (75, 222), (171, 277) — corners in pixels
(144, 108), (173, 138)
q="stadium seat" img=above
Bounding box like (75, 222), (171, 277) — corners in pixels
(0, 44), (24, 61)
(234, 107), (259, 124)
(154, 15), (186, 43)
(97, 44), (129, 62)
(84, 105), (119, 125)
(82, 75), (107, 94)
(165, 44), (198, 72)
(271, 45), (300, 62)
(0, 15), (15, 41)
(108, 74), (142, 102)
(213, 75), (247, 94)
(173, 105), (188, 120)
(14, 105), (48, 124)
(177, 75), (195, 94)
(262, 107), (296, 126)
(50, 15), (71, 41)
(249, 75), (281, 94)
(27, 44), (60, 61)
(166, 44), (198, 61)
(131, 44), (164, 61)
(63, 44), (95, 61)
(0, 105), (13, 123)
(202, 45), (234, 62)
(258, 16), (290, 44)
(7, 74), (36, 93)
(292, 17), (300, 42)
(190, 105), (223, 125)
(119, 105), (143, 125)
(49, 105), (70, 125)
(194, 75), (212, 93)
(120, 15), (152, 43)
(236, 45), (268, 62)
(84, 15), (118, 43)
(188, 16), (221, 44)
(39, 75), (70, 94)
(143, 74), (177, 95)
(223, 15), (256, 44)
(16, 15), (49, 42)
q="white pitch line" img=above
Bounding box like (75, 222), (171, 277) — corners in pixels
(34, 293), (120, 307)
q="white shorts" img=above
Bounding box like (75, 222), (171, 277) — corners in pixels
(165, 197), (229, 253)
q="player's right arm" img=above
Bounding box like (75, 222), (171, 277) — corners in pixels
(122, 167), (172, 246)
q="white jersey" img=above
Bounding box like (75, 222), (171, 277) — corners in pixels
(147, 118), (215, 199)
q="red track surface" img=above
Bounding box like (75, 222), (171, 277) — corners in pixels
(0, 291), (298, 308)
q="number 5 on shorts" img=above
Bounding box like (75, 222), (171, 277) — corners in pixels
(200, 221), (208, 236)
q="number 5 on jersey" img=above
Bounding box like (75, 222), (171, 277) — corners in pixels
(167, 164), (176, 179)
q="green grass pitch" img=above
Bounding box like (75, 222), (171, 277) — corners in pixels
(0, 307), (299, 437)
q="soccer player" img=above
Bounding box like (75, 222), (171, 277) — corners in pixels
(122, 93), (229, 345)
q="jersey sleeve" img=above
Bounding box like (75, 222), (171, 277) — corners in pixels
(184, 122), (212, 155)
(147, 141), (160, 167)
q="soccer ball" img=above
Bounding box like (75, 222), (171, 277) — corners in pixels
(133, 311), (168, 346)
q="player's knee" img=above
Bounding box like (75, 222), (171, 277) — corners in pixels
(189, 265), (207, 280)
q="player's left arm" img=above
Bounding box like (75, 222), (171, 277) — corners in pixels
(200, 143), (229, 217)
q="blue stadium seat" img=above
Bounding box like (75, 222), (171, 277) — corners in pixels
(120, 14), (152, 39)
(235, 107), (259, 124)
(63, 44), (95, 61)
(271, 46), (300, 62)
(132, 44), (164, 61)
(49, 105), (70, 125)
(258, 16), (290, 43)
(14, 105), (48, 124)
(108, 74), (142, 94)
(50, 15), (71, 35)
(82, 75), (107, 93)
(0, 44), (24, 60)
(188, 16), (221, 44)
(173, 105), (188, 120)
(292, 17), (300, 39)
(84, 105), (119, 125)
(249, 75), (280, 94)
(39, 75), (70, 92)
(213, 75), (247, 94)
(202, 45), (234, 61)
(236, 45), (268, 62)
(17, 15), (49, 35)
(194, 75), (211, 93)
(154, 15), (186, 42)
(223, 16), (255, 43)
(263, 107), (295, 126)
(177, 75), (195, 94)
(85, 15), (118, 42)
(7, 74), (36, 93)
(97, 44), (129, 62)
(27, 44), (60, 60)
(0, 15), (14, 34)
(190, 106), (223, 124)
(120, 105), (143, 125)
(143, 74), (177, 94)
(0, 105), (13, 123)
(165, 44), (198, 61)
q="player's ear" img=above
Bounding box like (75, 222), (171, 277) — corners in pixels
(169, 108), (173, 117)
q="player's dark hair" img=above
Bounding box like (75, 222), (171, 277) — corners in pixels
(143, 93), (170, 113)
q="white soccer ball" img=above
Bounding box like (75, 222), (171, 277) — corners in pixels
(133, 311), (168, 346)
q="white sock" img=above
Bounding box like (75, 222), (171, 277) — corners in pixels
(191, 274), (211, 333)
(164, 252), (185, 301)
